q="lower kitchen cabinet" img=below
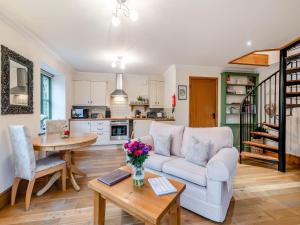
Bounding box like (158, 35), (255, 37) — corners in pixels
(70, 120), (110, 145)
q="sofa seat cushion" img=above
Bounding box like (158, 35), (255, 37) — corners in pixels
(36, 155), (65, 172)
(162, 158), (207, 187)
(144, 153), (176, 172)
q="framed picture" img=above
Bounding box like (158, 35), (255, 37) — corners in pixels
(178, 85), (187, 100)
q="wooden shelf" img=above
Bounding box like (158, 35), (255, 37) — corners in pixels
(129, 104), (149, 111)
(226, 83), (255, 87)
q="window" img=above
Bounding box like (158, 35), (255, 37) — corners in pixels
(40, 74), (52, 129)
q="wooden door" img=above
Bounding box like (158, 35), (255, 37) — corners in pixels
(73, 81), (91, 105)
(90, 81), (106, 106)
(189, 77), (218, 127)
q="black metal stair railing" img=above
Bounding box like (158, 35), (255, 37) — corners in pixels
(240, 70), (280, 162)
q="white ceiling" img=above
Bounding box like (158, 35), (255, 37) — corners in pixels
(0, 0), (300, 74)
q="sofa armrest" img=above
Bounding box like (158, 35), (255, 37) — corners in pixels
(206, 147), (239, 182)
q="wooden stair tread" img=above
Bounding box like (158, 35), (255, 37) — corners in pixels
(286, 80), (300, 86)
(250, 132), (278, 141)
(286, 103), (300, 108)
(241, 152), (279, 162)
(262, 122), (279, 130)
(243, 141), (278, 151)
(286, 52), (300, 62)
(286, 67), (300, 74)
(286, 92), (300, 97)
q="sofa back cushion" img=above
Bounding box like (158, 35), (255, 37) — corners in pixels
(181, 127), (233, 159)
(149, 121), (185, 157)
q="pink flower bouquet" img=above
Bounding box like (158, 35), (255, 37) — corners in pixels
(124, 140), (152, 167)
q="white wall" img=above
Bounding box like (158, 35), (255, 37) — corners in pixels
(163, 65), (176, 109)
(73, 72), (162, 117)
(0, 16), (74, 192)
(174, 65), (224, 126)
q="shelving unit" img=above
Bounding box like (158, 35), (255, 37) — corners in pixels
(221, 72), (259, 148)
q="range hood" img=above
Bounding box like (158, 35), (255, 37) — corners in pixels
(111, 73), (128, 97)
(10, 68), (28, 95)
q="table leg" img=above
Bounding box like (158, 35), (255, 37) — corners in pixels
(62, 151), (81, 191)
(36, 172), (61, 196)
(94, 191), (106, 225)
(169, 198), (180, 225)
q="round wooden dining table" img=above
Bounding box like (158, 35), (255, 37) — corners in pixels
(32, 133), (97, 192)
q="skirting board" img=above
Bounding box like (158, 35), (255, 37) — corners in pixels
(0, 187), (11, 210)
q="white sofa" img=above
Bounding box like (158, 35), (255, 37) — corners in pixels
(139, 121), (238, 222)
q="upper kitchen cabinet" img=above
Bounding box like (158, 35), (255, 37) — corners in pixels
(149, 80), (164, 108)
(73, 80), (106, 106)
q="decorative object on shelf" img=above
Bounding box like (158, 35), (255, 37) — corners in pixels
(178, 85), (187, 100)
(1, 45), (33, 115)
(265, 104), (276, 118)
(123, 140), (152, 187)
(112, 0), (139, 27)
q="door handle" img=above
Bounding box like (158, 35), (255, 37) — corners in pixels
(211, 113), (216, 119)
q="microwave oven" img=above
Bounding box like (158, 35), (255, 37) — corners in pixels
(71, 108), (89, 118)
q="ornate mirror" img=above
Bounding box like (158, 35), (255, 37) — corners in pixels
(1, 45), (33, 114)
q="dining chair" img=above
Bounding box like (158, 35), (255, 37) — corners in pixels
(45, 120), (67, 134)
(9, 125), (67, 211)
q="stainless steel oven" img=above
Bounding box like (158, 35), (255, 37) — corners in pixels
(110, 120), (129, 140)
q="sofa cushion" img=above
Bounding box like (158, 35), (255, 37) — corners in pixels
(153, 134), (172, 156)
(162, 158), (207, 187)
(181, 127), (233, 159)
(149, 121), (185, 157)
(144, 153), (175, 172)
(185, 136), (210, 167)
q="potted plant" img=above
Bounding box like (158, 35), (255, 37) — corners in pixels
(123, 140), (152, 187)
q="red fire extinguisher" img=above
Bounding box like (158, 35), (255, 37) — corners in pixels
(172, 94), (176, 113)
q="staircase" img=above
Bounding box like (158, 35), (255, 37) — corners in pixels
(240, 40), (300, 172)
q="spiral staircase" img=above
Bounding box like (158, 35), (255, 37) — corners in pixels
(240, 39), (300, 172)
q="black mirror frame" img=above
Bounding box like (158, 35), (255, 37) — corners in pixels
(1, 45), (34, 115)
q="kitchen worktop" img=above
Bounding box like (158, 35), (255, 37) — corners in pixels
(69, 117), (175, 122)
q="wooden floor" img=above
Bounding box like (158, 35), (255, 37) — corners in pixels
(0, 149), (300, 225)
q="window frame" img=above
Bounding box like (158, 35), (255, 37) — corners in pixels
(40, 74), (52, 120)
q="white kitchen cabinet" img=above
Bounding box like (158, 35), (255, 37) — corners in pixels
(73, 81), (106, 106)
(70, 121), (91, 133)
(90, 81), (106, 106)
(149, 80), (164, 108)
(70, 120), (110, 145)
(73, 81), (91, 105)
(133, 120), (152, 138)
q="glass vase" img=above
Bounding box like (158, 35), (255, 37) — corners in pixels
(132, 164), (145, 187)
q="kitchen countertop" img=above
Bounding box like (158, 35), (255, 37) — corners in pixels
(69, 117), (175, 122)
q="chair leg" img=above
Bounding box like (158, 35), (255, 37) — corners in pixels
(61, 165), (67, 192)
(11, 178), (21, 206)
(25, 179), (36, 211)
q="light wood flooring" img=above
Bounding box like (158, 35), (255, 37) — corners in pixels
(0, 149), (299, 225)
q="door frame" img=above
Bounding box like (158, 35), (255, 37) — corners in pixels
(189, 76), (219, 127)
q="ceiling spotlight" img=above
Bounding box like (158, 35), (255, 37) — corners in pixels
(246, 41), (252, 46)
(112, 0), (139, 26)
(111, 56), (126, 70)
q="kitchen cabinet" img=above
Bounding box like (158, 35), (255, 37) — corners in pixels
(73, 80), (106, 106)
(70, 120), (110, 145)
(149, 80), (164, 108)
(70, 121), (91, 133)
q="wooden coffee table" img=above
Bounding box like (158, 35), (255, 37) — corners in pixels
(88, 166), (186, 225)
